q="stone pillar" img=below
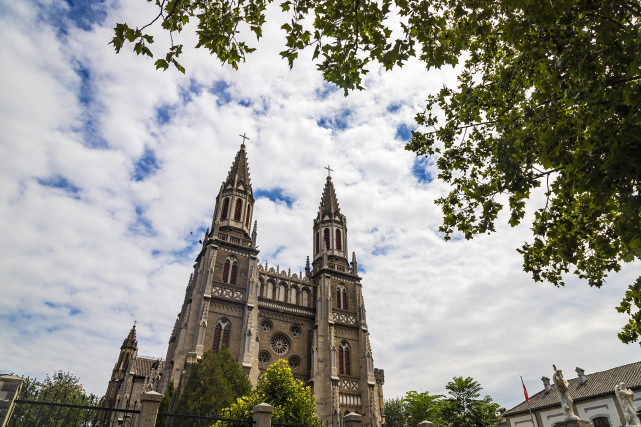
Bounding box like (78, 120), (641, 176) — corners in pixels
(417, 422), (436, 427)
(253, 403), (274, 427)
(344, 412), (363, 427)
(0, 376), (23, 427)
(136, 391), (162, 427)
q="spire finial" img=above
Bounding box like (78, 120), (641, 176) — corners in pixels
(239, 132), (250, 148)
(325, 165), (333, 177)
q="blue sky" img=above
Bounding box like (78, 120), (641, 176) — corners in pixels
(1, 0), (640, 411)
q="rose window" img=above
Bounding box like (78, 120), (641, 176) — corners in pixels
(290, 326), (301, 338)
(258, 351), (270, 364)
(261, 320), (272, 333)
(288, 356), (300, 369)
(270, 334), (290, 355)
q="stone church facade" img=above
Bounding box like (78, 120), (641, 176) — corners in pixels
(105, 143), (385, 426)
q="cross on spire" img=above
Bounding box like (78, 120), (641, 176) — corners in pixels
(325, 165), (333, 177)
(239, 133), (250, 145)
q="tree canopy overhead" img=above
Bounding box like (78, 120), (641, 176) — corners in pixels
(112, 0), (641, 343)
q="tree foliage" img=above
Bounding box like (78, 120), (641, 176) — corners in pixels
(384, 397), (407, 427)
(402, 391), (443, 427)
(174, 347), (251, 419)
(216, 359), (321, 427)
(112, 0), (641, 343)
(388, 377), (502, 427)
(8, 371), (102, 427)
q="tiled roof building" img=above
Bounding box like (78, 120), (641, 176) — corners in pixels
(504, 362), (641, 427)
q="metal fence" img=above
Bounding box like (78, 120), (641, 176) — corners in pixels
(156, 412), (254, 427)
(7, 383), (139, 427)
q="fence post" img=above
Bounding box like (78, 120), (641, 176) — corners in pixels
(417, 421), (436, 427)
(344, 412), (362, 427)
(253, 402), (274, 427)
(0, 375), (23, 427)
(136, 391), (163, 427)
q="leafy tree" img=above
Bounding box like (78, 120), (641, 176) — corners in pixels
(9, 371), (102, 426)
(217, 359), (321, 426)
(384, 397), (407, 427)
(112, 0), (641, 343)
(440, 377), (502, 427)
(174, 347), (251, 420)
(402, 391), (443, 427)
(156, 379), (174, 427)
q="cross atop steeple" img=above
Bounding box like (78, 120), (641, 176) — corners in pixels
(239, 133), (250, 146)
(325, 165), (333, 177)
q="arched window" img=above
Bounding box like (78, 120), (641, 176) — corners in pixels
(223, 258), (238, 284)
(266, 281), (274, 299)
(302, 289), (309, 307)
(221, 197), (230, 220)
(234, 199), (243, 221)
(324, 228), (330, 250)
(315, 232), (319, 254)
(213, 319), (231, 352)
(336, 229), (342, 251)
(230, 260), (238, 284)
(290, 287), (298, 305)
(592, 417), (610, 427)
(278, 283), (287, 302)
(339, 342), (350, 375)
(245, 204), (252, 227)
(337, 284), (347, 309)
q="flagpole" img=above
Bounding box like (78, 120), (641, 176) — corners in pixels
(521, 376), (538, 427)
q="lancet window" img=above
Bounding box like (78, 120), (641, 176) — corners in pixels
(338, 341), (351, 375)
(315, 232), (319, 254)
(290, 286), (298, 305)
(324, 228), (330, 250)
(336, 229), (342, 251)
(302, 289), (310, 307)
(234, 199), (243, 221)
(336, 284), (347, 310)
(221, 197), (230, 220)
(213, 319), (231, 352)
(222, 258), (238, 284)
(245, 204), (252, 227)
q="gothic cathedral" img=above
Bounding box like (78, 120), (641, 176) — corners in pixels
(105, 143), (385, 426)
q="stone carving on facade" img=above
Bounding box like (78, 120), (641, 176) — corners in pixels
(615, 382), (641, 425)
(143, 360), (163, 393)
(339, 378), (359, 390)
(330, 325), (336, 350)
(312, 329), (318, 352)
(211, 301), (243, 313)
(181, 303), (191, 328)
(333, 312), (356, 325)
(200, 299), (210, 327)
(212, 285), (244, 300)
(552, 365), (580, 420)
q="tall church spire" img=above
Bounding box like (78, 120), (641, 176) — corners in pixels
(121, 323), (137, 350)
(313, 174), (349, 268)
(319, 176), (340, 216)
(225, 143), (252, 193)
(210, 143), (256, 241)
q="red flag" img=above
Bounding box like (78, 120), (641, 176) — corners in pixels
(521, 377), (530, 402)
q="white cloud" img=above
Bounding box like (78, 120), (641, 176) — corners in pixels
(1, 0), (639, 412)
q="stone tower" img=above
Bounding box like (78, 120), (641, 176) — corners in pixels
(104, 324), (137, 407)
(162, 143), (385, 427)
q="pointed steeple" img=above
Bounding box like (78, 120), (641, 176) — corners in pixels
(312, 174), (349, 267)
(319, 176), (340, 216)
(121, 323), (137, 350)
(225, 144), (252, 194)
(211, 143), (256, 240)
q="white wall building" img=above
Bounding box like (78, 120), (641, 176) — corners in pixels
(503, 361), (641, 427)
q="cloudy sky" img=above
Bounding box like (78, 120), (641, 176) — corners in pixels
(1, 0), (639, 411)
